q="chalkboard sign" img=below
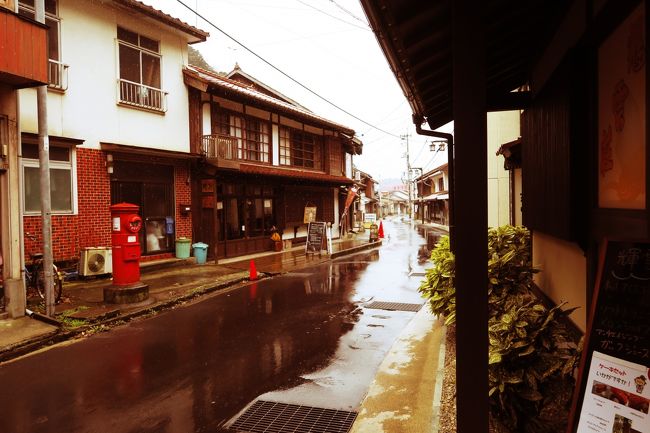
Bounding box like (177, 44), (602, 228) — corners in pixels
(305, 222), (327, 254)
(568, 240), (650, 433)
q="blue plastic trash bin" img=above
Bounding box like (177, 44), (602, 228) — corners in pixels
(192, 242), (209, 264)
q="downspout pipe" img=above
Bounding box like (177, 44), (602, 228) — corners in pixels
(414, 117), (455, 252)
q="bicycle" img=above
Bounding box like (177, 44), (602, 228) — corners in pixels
(24, 233), (64, 304)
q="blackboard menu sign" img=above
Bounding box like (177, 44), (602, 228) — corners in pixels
(568, 240), (650, 433)
(305, 222), (326, 254)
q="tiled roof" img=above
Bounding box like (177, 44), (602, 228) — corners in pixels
(239, 164), (353, 185)
(114, 0), (209, 42)
(184, 65), (356, 135)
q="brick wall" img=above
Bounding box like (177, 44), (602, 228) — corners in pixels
(23, 148), (111, 263)
(77, 148), (112, 250)
(174, 165), (192, 240)
(24, 150), (193, 264)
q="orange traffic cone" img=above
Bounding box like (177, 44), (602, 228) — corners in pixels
(249, 260), (258, 281)
(378, 220), (385, 239)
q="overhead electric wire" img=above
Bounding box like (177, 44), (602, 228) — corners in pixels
(327, 0), (369, 26)
(296, 0), (370, 31)
(175, 0), (400, 138)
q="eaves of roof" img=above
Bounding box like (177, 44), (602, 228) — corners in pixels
(183, 66), (356, 136)
(238, 164), (354, 185)
(114, 0), (209, 43)
(359, 0), (566, 129)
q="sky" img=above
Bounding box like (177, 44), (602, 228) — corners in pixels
(141, 0), (451, 182)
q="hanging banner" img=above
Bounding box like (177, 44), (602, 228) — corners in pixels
(342, 186), (358, 216)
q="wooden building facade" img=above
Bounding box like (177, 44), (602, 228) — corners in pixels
(184, 65), (362, 259)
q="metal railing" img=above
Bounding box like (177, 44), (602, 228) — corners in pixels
(118, 79), (167, 112)
(48, 59), (68, 91)
(202, 134), (239, 160)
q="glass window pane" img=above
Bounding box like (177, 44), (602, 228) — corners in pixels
(24, 166), (41, 212)
(46, 17), (59, 61)
(139, 35), (159, 52)
(117, 27), (138, 45)
(49, 146), (69, 162)
(141, 53), (161, 89)
(50, 168), (71, 211)
(248, 198), (263, 237)
(21, 142), (39, 159)
(45, 0), (57, 15)
(119, 44), (140, 83)
(225, 198), (242, 239)
(143, 183), (169, 217)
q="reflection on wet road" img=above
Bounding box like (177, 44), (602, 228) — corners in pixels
(0, 220), (429, 433)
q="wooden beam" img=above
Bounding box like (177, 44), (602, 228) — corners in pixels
(453, 1), (489, 432)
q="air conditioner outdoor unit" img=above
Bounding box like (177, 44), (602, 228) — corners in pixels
(79, 247), (112, 277)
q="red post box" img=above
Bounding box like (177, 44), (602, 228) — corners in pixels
(111, 203), (143, 285)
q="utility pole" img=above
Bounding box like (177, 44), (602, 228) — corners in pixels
(401, 133), (412, 220)
(35, 0), (54, 316)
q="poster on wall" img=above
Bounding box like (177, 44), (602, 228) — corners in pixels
(570, 240), (650, 433)
(576, 351), (649, 433)
(598, 3), (646, 209)
(304, 206), (317, 224)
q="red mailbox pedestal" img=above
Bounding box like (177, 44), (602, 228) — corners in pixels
(104, 203), (149, 303)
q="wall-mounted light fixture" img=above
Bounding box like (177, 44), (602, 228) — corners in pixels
(429, 140), (446, 152)
(180, 204), (191, 216)
(106, 153), (114, 174)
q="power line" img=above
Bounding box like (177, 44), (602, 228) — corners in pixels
(327, 0), (369, 26)
(295, 0), (370, 31)
(175, 0), (400, 138)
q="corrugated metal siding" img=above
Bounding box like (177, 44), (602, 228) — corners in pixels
(0, 9), (47, 87)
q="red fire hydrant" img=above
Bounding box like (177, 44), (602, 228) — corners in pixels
(104, 203), (149, 303)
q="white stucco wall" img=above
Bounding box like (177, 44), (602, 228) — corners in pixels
(532, 231), (587, 331)
(18, 0), (192, 152)
(487, 111), (520, 227)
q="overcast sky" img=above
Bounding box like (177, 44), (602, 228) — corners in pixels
(142, 0), (451, 181)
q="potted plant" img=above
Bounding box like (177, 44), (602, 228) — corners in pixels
(270, 227), (282, 251)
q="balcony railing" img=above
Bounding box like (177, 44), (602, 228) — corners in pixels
(202, 134), (239, 160)
(118, 79), (167, 112)
(48, 59), (68, 91)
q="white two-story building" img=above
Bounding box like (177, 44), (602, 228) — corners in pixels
(15, 0), (208, 311)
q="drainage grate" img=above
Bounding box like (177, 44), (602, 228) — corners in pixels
(364, 301), (423, 312)
(227, 400), (357, 433)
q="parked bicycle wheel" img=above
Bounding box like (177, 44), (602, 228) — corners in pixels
(36, 264), (63, 303)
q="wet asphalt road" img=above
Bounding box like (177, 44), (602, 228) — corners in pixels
(0, 219), (430, 433)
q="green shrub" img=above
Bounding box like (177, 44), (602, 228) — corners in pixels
(419, 225), (580, 433)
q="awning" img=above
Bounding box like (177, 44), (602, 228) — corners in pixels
(495, 138), (522, 170)
(239, 163), (354, 186)
(101, 142), (201, 161)
(421, 192), (449, 202)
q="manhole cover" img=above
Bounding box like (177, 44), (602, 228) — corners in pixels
(226, 400), (357, 433)
(364, 301), (423, 312)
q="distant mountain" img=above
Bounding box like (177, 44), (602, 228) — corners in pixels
(188, 46), (222, 75)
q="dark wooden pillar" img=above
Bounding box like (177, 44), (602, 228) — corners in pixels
(452, 1), (488, 432)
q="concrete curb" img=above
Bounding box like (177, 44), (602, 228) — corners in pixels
(331, 240), (382, 258)
(430, 325), (447, 433)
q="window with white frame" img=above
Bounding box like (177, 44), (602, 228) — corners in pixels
(21, 142), (76, 214)
(117, 26), (166, 112)
(18, 0), (67, 90)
